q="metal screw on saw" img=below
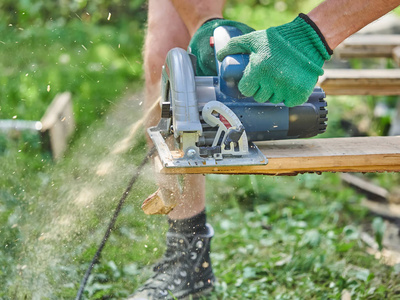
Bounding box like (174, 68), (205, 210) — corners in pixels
(186, 149), (197, 158)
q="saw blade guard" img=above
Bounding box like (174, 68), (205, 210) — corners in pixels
(161, 48), (203, 139)
(160, 47), (204, 159)
(148, 44), (267, 167)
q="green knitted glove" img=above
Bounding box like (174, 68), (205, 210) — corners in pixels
(217, 14), (332, 107)
(188, 19), (255, 76)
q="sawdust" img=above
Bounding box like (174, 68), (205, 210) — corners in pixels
(96, 159), (115, 176)
(15, 91), (156, 298)
(111, 98), (159, 155)
(74, 187), (97, 207)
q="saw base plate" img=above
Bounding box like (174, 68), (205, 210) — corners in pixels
(148, 125), (267, 168)
(163, 143), (268, 168)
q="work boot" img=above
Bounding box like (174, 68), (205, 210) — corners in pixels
(128, 223), (215, 300)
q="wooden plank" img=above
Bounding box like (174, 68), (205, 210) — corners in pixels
(141, 157), (177, 215)
(40, 92), (75, 160)
(336, 34), (400, 58)
(159, 136), (400, 175)
(141, 188), (176, 215)
(318, 69), (400, 95)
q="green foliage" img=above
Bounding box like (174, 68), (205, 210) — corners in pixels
(372, 217), (386, 251)
(0, 19), (144, 134)
(224, 0), (324, 29)
(0, 130), (52, 294)
(0, 10), (146, 296)
(224, 2), (296, 29)
(0, 0), (147, 27)
(227, 0), (303, 16)
(205, 173), (400, 299)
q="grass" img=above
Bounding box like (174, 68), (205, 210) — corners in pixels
(206, 173), (400, 299)
(4, 93), (399, 299)
(3, 95), (165, 298)
(0, 19), (145, 296)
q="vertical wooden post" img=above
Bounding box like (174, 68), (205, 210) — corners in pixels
(40, 92), (75, 160)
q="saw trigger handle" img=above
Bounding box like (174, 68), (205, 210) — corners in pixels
(213, 26), (250, 98)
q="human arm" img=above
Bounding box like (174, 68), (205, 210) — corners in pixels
(169, 0), (226, 36)
(170, 0), (255, 76)
(217, 0), (400, 106)
(309, 0), (400, 50)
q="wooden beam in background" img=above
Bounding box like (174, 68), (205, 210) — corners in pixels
(336, 35), (400, 59)
(41, 92), (75, 160)
(318, 69), (400, 95)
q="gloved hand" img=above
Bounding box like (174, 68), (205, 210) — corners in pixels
(188, 19), (255, 76)
(217, 14), (332, 107)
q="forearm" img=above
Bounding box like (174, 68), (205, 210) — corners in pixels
(170, 0), (226, 36)
(308, 0), (400, 50)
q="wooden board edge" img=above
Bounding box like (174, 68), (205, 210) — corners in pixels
(159, 154), (400, 175)
(157, 136), (400, 175)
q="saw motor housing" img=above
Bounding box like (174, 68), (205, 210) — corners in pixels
(148, 26), (328, 168)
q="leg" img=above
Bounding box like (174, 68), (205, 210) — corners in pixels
(170, 0), (225, 36)
(129, 1), (218, 299)
(144, 0), (226, 218)
(144, 0), (205, 220)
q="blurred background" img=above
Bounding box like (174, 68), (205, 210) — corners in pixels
(0, 0), (399, 299)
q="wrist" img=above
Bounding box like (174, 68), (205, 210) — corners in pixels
(191, 15), (224, 36)
(307, 0), (400, 51)
(298, 13), (333, 56)
(307, 7), (345, 50)
(272, 15), (332, 63)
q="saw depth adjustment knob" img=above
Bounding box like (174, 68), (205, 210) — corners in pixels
(161, 102), (172, 118)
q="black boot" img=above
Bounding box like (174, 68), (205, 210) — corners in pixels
(128, 224), (215, 300)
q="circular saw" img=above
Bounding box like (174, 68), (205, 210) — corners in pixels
(148, 26), (327, 168)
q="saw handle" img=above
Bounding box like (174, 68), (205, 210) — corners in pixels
(213, 26), (250, 98)
(220, 55), (249, 85)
